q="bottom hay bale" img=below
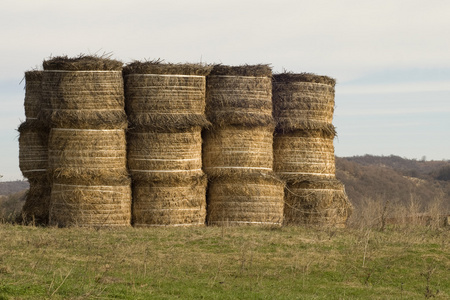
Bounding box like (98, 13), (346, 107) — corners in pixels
(284, 178), (353, 227)
(49, 178), (132, 227)
(21, 177), (51, 225)
(207, 174), (285, 226)
(132, 176), (207, 227)
(202, 125), (274, 176)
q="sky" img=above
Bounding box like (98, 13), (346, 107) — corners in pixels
(1, 0), (450, 181)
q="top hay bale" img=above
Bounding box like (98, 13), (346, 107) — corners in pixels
(24, 71), (43, 120)
(123, 61), (212, 130)
(272, 72), (336, 135)
(42, 55), (126, 129)
(206, 64), (274, 127)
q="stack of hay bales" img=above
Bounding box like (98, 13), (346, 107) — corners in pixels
(272, 73), (353, 227)
(43, 55), (131, 227)
(18, 71), (51, 224)
(204, 65), (284, 226)
(123, 61), (211, 226)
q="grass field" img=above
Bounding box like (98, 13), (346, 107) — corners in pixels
(0, 223), (448, 299)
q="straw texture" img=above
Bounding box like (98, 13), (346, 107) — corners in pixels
(207, 174), (285, 226)
(24, 71), (43, 120)
(125, 74), (209, 130)
(21, 177), (51, 225)
(42, 71), (127, 129)
(124, 61), (211, 130)
(202, 126), (274, 176)
(132, 175), (207, 227)
(274, 130), (336, 180)
(49, 179), (132, 227)
(206, 74), (274, 127)
(273, 73), (336, 135)
(127, 127), (203, 181)
(283, 178), (353, 227)
(18, 123), (48, 179)
(48, 128), (128, 182)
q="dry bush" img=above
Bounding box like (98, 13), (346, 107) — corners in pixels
(348, 194), (448, 231)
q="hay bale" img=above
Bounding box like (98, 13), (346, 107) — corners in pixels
(21, 177), (51, 225)
(284, 178), (353, 227)
(127, 127), (203, 181)
(132, 175), (207, 227)
(206, 65), (274, 127)
(42, 70), (127, 129)
(124, 61), (211, 130)
(24, 71), (43, 120)
(18, 121), (48, 179)
(207, 174), (285, 226)
(202, 125), (274, 176)
(273, 130), (336, 180)
(273, 73), (336, 135)
(49, 177), (132, 227)
(48, 128), (128, 182)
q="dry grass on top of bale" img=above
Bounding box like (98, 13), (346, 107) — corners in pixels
(124, 72), (209, 130)
(207, 173), (285, 226)
(272, 73), (336, 135)
(202, 125), (275, 177)
(123, 60), (212, 76)
(24, 71), (43, 120)
(273, 129), (336, 181)
(273, 72), (336, 87)
(283, 177), (353, 227)
(209, 64), (272, 77)
(43, 54), (123, 71)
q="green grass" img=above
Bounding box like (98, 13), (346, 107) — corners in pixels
(0, 224), (448, 299)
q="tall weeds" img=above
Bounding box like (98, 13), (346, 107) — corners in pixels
(348, 194), (448, 231)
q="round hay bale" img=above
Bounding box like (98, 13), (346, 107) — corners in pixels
(206, 65), (273, 127)
(132, 175), (207, 227)
(284, 178), (353, 227)
(274, 130), (336, 180)
(24, 71), (43, 120)
(273, 73), (336, 135)
(124, 61), (211, 130)
(127, 127), (203, 181)
(207, 174), (285, 226)
(202, 125), (274, 176)
(42, 70), (127, 129)
(49, 178), (132, 227)
(48, 128), (128, 182)
(21, 177), (51, 225)
(18, 121), (48, 179)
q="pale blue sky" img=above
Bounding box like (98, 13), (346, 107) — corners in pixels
(1, 0), (450, 181)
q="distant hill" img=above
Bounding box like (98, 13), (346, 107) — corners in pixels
(0, 180), (29, 195)
(336, 155), (450, 212)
